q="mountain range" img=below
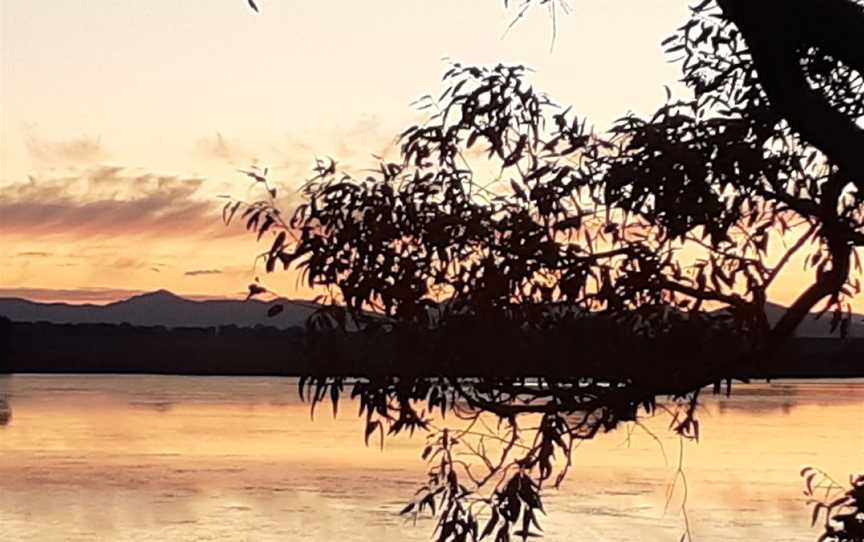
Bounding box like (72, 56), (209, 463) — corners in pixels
(0, 290), (315, 329)
(760, 303), (864, 338)
(0, 290), (861, 337)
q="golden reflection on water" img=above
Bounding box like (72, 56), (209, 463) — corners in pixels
(0, 376), (861, 541)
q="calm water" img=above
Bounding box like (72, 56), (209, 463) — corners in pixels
(0, 375), (861, 541)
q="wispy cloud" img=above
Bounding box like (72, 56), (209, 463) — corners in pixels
(25, 134), (104, 164)
(0, 287), (147, 304)
(0, 166), (237, 239)
(333, 115), (399, 161)
(197, 132), (239, 162)
(111, 257), (169, 272)
(16, 251), (52, 257)
(184, 269), (223, 276)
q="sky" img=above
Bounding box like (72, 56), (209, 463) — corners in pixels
(1, 0), (859, 309)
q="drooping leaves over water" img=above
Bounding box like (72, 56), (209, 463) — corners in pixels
(802, 467), (864, 542)
(227, 1), (864, 540)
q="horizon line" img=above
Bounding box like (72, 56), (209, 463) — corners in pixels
(2, 287), (864, 319)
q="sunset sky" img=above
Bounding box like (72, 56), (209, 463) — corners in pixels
(1, 1), (859, 309)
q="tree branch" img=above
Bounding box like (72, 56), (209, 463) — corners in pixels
(763, 222), (817, 290)
(718, 0), (864, 191)
(655, 278), (750, 309)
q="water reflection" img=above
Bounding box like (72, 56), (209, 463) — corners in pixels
(0, 375), (11, 427)
(715, 398), (795, 415)
(127, 400), (175, 413)
(0, 398), (11, 426)
(0, 375), (860, 541)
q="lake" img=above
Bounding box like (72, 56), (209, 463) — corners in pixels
(0, 375), (861, 541)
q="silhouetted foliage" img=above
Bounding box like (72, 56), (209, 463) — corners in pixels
(803, 467), (864, 541)
(230, 1), (863, 539)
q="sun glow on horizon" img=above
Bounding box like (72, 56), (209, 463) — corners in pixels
(1, 1), (860, 311)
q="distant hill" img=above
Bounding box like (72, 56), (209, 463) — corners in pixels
(0, 291), (861, 337)
(0, 290), (317, 329)
(758, 302), (864, 338)
(1, 320), (862, 378)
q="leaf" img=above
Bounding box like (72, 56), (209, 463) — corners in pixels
(480, 508), (499, 540)
(811, 502), (824, 527)
(257, 216), (275, 241)
(364, 420), (380, 447)
(248, 0), (259, 12)
(553, 215), (582, 231)
(223, 201), (241, 225)
(691, 0), (713, 13)
(510, 179), (527, 201)
(503, 135), (527, 167)
(270, 231), (287, 257)
(246, 283), (267, 300)
(330, 382), (341, 418)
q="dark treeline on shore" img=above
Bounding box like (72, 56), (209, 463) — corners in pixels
(1, 317), (862, 379)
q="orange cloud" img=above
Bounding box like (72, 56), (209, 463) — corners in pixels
(0, 166), (235, 239)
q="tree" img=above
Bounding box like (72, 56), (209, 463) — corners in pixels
(228, 1), (863, 540)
